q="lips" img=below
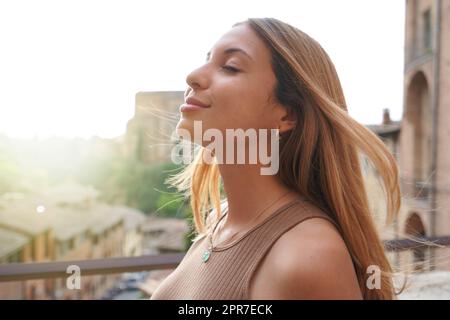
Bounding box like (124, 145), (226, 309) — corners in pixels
(185, 97), (211, 108)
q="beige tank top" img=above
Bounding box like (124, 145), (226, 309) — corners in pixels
(150, 195), (338, 300)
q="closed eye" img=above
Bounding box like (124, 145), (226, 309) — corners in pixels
(221, 65), (240, 73)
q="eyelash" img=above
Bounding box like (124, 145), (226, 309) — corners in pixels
(221, 65), (240, 73)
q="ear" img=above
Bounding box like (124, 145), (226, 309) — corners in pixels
(278, 106), (296, 134)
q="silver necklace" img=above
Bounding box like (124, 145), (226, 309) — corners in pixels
(202, 190), (293, 263)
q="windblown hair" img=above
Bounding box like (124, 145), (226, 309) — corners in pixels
(168, 18), (402, 300)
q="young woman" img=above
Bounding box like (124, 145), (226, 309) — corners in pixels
(150, 18), (401, 300)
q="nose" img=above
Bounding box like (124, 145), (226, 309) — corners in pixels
(186, 65), (210, 91)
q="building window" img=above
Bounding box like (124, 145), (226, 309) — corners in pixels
(423, 9), (432, 51)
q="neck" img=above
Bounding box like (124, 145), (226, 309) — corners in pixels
(217, 162), (297, 229)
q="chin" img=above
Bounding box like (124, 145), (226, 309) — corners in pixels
(175, 119), (195, 142)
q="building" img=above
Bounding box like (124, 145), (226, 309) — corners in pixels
(116, 206), (146, 257)
(139, 215), (189, 298)
(125, 91), (184, 164)
(364, 110), (404, 267)
(0, 181), (146, 299)
(141, 215), (189, 255)
(363, 0), (450, 273)
(0, 228), (29, 299)
(0, 193), (55, 299)
(399, 0), (450, 270)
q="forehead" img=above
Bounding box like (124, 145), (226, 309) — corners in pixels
(209, 24), (270, 62)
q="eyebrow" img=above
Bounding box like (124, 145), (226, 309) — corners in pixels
(206, 47), (253, 61)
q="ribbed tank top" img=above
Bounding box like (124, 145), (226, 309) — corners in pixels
(150, 195), (338, 300)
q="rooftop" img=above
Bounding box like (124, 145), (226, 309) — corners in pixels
(366, 121), (401, 136)
(0, 228), (28, 258)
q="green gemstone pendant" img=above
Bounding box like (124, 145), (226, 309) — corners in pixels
(202, 249), (211, 263)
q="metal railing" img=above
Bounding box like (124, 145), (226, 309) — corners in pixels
(0, 252), (184, 282)
(384, 235), (450, 251)
(1, 237), (450, 282)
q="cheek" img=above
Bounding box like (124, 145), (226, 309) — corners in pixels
(212, 77), (273, 129)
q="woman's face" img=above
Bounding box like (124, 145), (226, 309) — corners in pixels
(177, 23), (286, 145)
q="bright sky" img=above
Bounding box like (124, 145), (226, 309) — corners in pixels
(0, 0), (405, 139)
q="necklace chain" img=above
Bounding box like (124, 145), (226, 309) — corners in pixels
(201, 190), (293, 263)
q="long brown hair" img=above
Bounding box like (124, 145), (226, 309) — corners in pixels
(168, 18), (401, 300)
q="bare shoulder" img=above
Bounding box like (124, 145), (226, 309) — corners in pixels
(248, 215), (363, 300)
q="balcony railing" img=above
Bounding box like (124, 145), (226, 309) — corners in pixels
(1, 237), (450, 282)
(0, 252), (184, 282)
(384, 235), (450, 251)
